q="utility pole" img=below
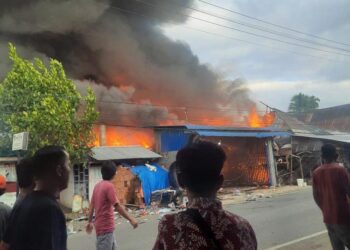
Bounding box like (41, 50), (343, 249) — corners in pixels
(266, 138), (277, 187)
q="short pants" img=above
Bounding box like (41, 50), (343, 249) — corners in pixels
(96, 231), (117, 250)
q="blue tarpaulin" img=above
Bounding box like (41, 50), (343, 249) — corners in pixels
(131, 164), (169, 206)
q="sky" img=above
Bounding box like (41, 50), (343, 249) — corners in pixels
(162, 0), (350, 111)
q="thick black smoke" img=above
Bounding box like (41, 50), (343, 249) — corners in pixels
(0, 0), (254, 126)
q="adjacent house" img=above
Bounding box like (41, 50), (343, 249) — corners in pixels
(273, 109), (350, 184)
(294, 103), (350, 132)
(60, 145), (163, 209)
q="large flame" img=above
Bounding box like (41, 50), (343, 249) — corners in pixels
(93, 106), (276, 149)
(191, 107), (276, 127)
(248, 107), (275, 128)
(94, 126), (154, 149)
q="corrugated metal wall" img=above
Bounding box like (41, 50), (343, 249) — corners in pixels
(154, 128), (271, 186)
(157, 129), (191, 152)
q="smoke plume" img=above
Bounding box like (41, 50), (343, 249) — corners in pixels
(0, 0), (254, 126)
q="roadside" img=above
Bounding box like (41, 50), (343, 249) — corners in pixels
(218, 185), (310, 205)
(67, 185), (310, 235)
(265, 231), (330, 250)
(68, 188), (328, 250)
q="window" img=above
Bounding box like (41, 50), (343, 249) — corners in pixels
(73, 165), (89, 200)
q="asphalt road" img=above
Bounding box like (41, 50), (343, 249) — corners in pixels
(68, 188), (326, 250)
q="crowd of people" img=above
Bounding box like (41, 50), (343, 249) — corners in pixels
(0, 142), (347, 250)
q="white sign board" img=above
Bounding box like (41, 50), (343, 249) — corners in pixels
(12, 132), (29, 151)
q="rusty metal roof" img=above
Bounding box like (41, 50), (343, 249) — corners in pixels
(294, 104), (350, 132)
(293, 133), (350, 144)
(273, 109), (331, 135)
(273, 109), (350, 144)
(91, 146), (161, 161)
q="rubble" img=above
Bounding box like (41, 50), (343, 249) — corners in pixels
(218, 185), (310, 205)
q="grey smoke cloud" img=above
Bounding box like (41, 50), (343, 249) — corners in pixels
(0, 0), (254, 126)
(0, 0), (109, 34)
(75, 80), (181, 126)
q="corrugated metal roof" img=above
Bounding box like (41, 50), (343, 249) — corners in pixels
(293, 133), (350, 144)
(196, 130), (290, 138)
(185, 125), (283, 132)
(91, 146), (162, 161)
(152, 124), (284, 132)
(294, 104), (350, 132)
(273, 109), (330, 135)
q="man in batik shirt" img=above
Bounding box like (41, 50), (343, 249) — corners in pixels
(153, 141), (257, 250)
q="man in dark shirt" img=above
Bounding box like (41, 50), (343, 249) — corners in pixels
(7, 145), (70, 250)
(1, 157), (35, 249)
(313, 144), (350, 250)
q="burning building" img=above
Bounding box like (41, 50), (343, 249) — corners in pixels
(0, 0), (289, 202)
(152, 125), (289, 187)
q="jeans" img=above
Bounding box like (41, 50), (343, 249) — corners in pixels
(326, 224), (350, 250)
(96, 231), (116, 250)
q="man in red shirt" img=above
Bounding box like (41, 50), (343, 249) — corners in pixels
(153, 141), (257, 250)
(86, 161), (138, 250)
(313, 144), (350, 250)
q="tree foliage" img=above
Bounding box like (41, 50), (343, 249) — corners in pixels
(288, 92), (320, 113)
(0, 43), (99, 163)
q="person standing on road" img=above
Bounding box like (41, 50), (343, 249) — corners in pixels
(0, 175), (11, 243)
(153, 141), (257, 250)
(313, 144), (350, 250)
(14, 158), (35, 205)
(6, 145), (71, 250)
(86, 161), (138, 250)
(1, 157), (35, 250)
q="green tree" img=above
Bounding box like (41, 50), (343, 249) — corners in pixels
(0, 43), (99, 163)
(288, 92), (320, 113)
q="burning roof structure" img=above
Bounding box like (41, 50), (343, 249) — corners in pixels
(150, 108), (350, 187)
(152, 125), (286, 186)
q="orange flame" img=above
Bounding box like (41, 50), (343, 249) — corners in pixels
(248, 107), (275, 128)
(93, 126), (154, 149)
(189, 107), (275, 128)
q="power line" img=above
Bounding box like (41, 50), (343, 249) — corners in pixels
(175, 24), (349, 63)
(113, 3), (350, 58)
(74, 6), (349, 63)
(147, 0), (350, 53)
(6, 2), (347, 63)
(198, 0), (350, 47)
